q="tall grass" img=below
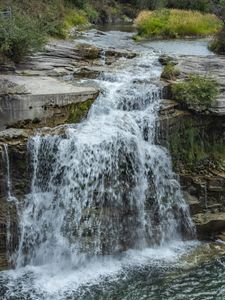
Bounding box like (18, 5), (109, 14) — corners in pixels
(134, 9), (222, 39)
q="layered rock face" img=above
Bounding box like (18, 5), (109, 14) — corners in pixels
(0, 129), (30, 270)
(160, 99), (225, 241)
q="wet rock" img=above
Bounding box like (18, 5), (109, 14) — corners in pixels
(74, 67), (102, 79)
(183, 192), (202, 215)
(216, 231), (225, 241)
(77, 44), (101, 60)
(0, 128), (31, 143)
(208, 178), (225, 192)
(193, 212), (225, 240)
(105, 49), (137, 59)
(159, 55), (178, 66)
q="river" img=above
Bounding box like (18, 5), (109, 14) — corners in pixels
(0, 28), (224, 300)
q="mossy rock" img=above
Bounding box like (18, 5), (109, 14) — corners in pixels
(68, 99), (94, 123)
(77, 44), (101, 60)
(161, 63), (180, 80)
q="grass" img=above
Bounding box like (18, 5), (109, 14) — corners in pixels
(134, 9), (222, 40)
(0, 1), (90, 38)
(171, 74), (219, 112)
(161, 63), (180, 80)
(0, 0), (90, 62)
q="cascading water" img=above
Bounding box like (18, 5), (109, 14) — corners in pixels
(0, 31), (198, 300)
(15, 51), (194, 270)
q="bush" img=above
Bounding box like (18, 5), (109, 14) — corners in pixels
(37, 2), (89, 38)
(0, 14), (46, 63)
(161, 63), (180, 80)
(134, 9), (222, 40)
(209, 27), (225, 54)
(171, 75), (219, 111)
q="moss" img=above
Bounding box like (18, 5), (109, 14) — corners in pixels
(67, 99), (94, 124)
(161, 63), (180, 80)
(167, 116), (225, 173)
(171, 75), (219, 112)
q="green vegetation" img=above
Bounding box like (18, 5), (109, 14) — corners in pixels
(134, 9), (221, 40)
(68, 99), (94, 123)
(0, 14), (46, 63)
(161, 63), (180, 80)
(171, 75), (219, 111)
(168, 117), (225, 172)
(210, 27), (225, 54)
(1, 0), (225, 61)
(0, 0), (91, 62)
(129, 0), (214, 12)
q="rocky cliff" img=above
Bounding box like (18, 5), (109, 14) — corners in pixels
(160, 53), (225, 241)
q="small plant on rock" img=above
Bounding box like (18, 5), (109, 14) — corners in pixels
(161, 63), (180, 80)
(171, 75), (219, 111)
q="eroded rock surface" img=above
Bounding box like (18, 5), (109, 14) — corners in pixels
(159, 97), (225, 241)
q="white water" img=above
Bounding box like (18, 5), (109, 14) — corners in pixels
(0, 31), (196, 299)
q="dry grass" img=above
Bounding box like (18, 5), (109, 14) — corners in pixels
(134, 9), (222, 40)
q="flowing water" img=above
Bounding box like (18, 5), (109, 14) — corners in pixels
(0, 30), (224, 300)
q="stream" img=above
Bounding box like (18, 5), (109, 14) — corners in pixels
(0, 29), (224, 300)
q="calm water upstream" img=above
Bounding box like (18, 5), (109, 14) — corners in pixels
(0, 29), (223, 300)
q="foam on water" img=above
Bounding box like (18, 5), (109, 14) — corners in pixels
(1, 241), (198, 300)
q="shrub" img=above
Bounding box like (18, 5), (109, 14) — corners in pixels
(134, 9), (222, 39)
(37, 2), (89, 38)
(209, 27), (225, 54)
(161, 63), (180, 80)
(171, 75), (219, 111)
(0, 14), (46, 63)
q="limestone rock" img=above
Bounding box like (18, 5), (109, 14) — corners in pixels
(0, 54), (15, 72)
(193, 212), (225, 240)
(77, 44), (101, 60)
(0, 79), (28, 95)
(183, 192), (202, 215)
(159, 55), (178, 66)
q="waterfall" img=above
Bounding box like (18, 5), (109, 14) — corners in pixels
(16, 53), (195, 269)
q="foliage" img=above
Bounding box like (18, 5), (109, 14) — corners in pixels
(171, 75), (219, 111)
(123, 0), (214, 12)
(168, 117), (225, 172)
(134, 9), (222, 39)
(210, 26), (225, 53)
(161, 63), (180, 80)
(0, 14), (46, 63)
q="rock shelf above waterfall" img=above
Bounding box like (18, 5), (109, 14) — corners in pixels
(160, 54), (225, 116)
(0, 76), (99, 129)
